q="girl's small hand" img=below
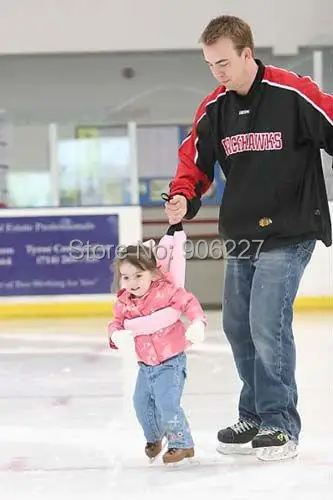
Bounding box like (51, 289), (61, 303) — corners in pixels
(110, 329), (133, 349)
(185, 320), (205, 344)
(109, 337), (118, 350)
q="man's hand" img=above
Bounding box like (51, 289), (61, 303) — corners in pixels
(164, 195), (187, 224)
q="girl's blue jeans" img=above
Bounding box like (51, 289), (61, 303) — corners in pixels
(133, 353), (194, 448)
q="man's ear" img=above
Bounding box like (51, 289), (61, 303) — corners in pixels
(243, 47), (253, 61)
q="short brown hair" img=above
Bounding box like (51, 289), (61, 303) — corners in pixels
(111, 243), (158, 292)
(199, 15), (254, 55)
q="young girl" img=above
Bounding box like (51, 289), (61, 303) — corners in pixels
(107, 223), (206, 464)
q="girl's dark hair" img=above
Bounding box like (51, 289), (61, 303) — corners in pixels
(110, 243), (158, 292)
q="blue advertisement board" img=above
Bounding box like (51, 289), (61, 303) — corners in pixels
(139, 170), (225, 207)
(0, 214), (119, 296)
(138, 125), (225, 206)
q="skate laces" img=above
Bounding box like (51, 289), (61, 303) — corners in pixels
(258, 428), (274, 436)
(230, 420), (256, 434)
(257, 428), (287, 438)
(146, 442), (159, 449)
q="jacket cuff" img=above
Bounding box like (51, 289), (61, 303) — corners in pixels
(167, 222), (183, 234)
(185, 196), (202, 219)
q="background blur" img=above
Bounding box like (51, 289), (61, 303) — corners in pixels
(0, 0), (332, 315)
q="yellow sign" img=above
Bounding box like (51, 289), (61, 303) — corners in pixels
(75, 126), (100, 139)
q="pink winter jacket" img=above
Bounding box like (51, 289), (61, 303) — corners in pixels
(107, 230), (206, 366)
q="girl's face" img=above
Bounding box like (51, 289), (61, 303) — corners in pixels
(119, 261), (154, 297)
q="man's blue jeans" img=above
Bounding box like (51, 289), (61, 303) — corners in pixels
(222, 239), (316, 442)
(133, 353), (194, 448)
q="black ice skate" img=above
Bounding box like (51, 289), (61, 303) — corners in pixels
(252, 429), (298, 462)
(217, 420), (259, 455)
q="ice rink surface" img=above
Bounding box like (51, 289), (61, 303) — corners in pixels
(0, 311), (332, 500)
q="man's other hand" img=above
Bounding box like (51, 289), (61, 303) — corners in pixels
(164, 195), (187, 224)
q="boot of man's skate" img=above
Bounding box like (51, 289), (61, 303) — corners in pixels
(252, 429), (298, 461)
(162, 447), (195, 464)
(217, 420), (259, 454)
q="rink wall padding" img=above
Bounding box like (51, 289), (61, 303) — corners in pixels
(0, 297), (332, 319)
(294, 297), (333, 311)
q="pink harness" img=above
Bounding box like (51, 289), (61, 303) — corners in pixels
(123, 230), (185, 336)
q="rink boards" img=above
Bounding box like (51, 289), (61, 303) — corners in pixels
(0, 204), (332, 318)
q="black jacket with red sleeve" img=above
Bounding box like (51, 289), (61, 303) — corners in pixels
(168, 59), (333, 255)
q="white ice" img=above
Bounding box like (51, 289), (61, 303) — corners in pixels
(0, 311), (332, 500)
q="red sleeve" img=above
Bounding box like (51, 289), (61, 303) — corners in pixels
(264, 66), (333, 155)
(169, 87), (225, 200)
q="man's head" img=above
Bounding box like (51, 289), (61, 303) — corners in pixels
(200, 15), (256, 92)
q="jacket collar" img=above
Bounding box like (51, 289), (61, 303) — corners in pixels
(229, 58), (265, 102)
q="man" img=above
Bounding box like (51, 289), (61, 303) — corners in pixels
(164, 15), (333, 462)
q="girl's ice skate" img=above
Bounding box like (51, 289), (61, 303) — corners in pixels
(145, 440), (163, 460)
(162, 447), (195, 464)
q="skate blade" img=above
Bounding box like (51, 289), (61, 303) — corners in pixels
(255, 442), (298, 462)
(216, 442), (255, 456)
(164, 457), (199, 468)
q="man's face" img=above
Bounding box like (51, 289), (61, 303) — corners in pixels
(202, 37), (250, 91)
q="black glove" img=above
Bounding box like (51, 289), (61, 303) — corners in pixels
(167, 222), (183, 235)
